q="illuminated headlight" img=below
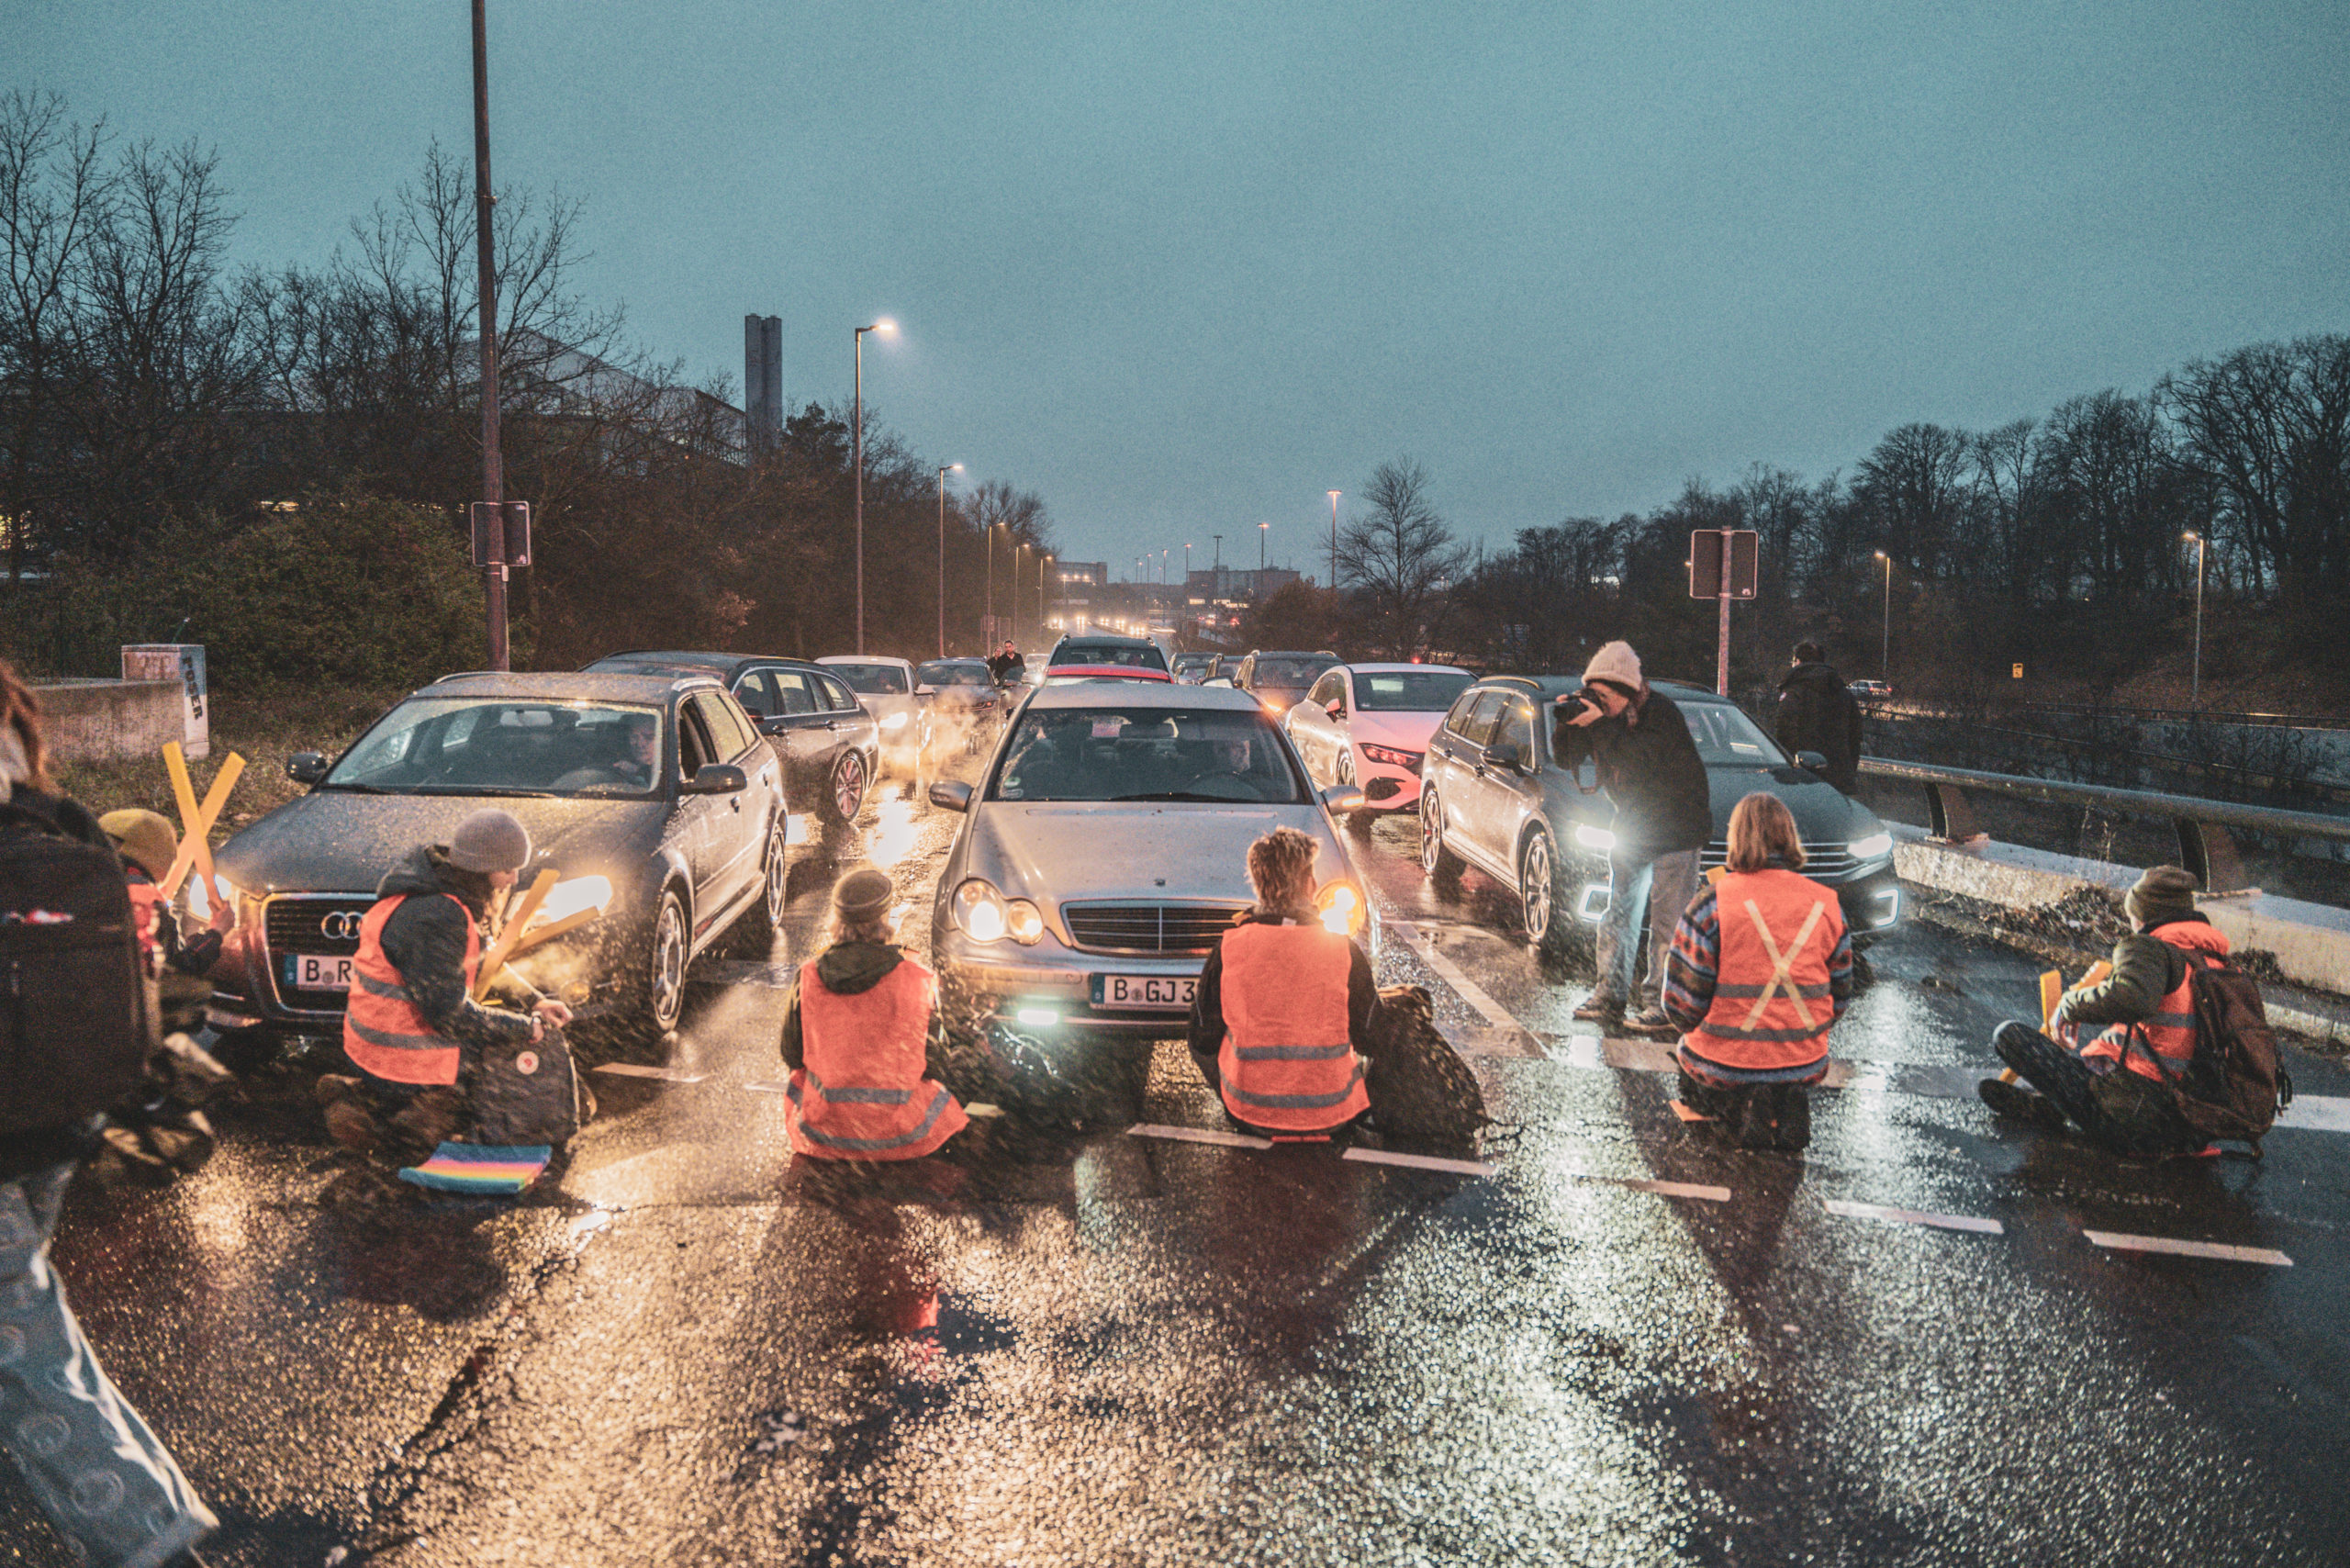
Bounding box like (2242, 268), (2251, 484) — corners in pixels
(954, 879), (1009, 942)
(1315, 880), (1366, 936)
(880, 711), (911, 732)
(1015, 1005), (1061, 1027)
(1262, 698), (1288, 715)
(1004, 899), (1046, 945)
(1848, 832), (1893, 861)
(1574, 823), (1616, 851)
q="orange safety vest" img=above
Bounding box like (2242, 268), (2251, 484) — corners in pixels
(342, 893), (479, 1086)
(2078, 922), (2229, 1081)
(1686, 868), (1845, 1072)
(786, 956), (968, 1159)
(1215, 921), (1369, 1132)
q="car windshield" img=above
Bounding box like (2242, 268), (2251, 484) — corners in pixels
(326, 698), (667, 798)
(1681, 702), (1788, 766)
(827, 663), (910, 695)
(918, 662), (992, 687)
(991, 708), (1307, 803)
(1172, 655), (1214, 672)
(1253, 656), (1332, 688)
(1354, 670), (1475, 711)
(1054, 644), (1164, 669)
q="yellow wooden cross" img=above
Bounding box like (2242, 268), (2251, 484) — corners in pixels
(470, 868), (557, 1001)
(158, 742), (245, 901)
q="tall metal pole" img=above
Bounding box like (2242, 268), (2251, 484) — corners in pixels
(853, 328), (865, 655)
(471, 0), (509, 671)
(1327, 489), (1341, 595)
(985, 524), (995, 644)
(935, 465), (954, 659)
(2191, 532), (2206, 705)
(1714, 530), (1733, 696)
(1258, 522), (1267, 572)
(1882, 554), (1892, 679)
(1039, 554), (1049, 644)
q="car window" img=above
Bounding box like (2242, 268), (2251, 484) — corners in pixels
(1357, 670), (1476, 711)
(990, 708), (1307, 803)
(1680, 701), (1787, 766)
(1052, 644), (1165, 669)
(678, 702), (714, 776)
(732, 670), (778, 717)
(326, 698), (666, 799)
(818, 674), (859, 711)
(1439, 690), (1482, 738)
(1510, 700), (1539, 759)
(769, 670), (820, 716)
(917, 661), (991, 687)
(1307, 671), (1341, 707)
(1251, 655), (1332, 689)
(1459, 691), (1510, 748)
(826, 662), (911, 696)
(691, 691), (755, 761)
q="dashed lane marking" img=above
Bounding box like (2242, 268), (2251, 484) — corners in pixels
(1384, 919), (1547, 1058)
(2082, 1231), (2293, 1267)
(1826, 1199), (2005, 1236)
(1343, 1148), (1496, 1177)
(2277, 1095), (2350, 1134)
(1127, 1123), (1274, 1150)
(1561, 1170), (1731, 1203)
(590, 1063), (709, 1083)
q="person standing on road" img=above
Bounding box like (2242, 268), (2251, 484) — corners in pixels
(1188, 827), (1382, 1137)
(1662, 793), (1853, 1150)
(319, 810), (572, 1159)
(0, 661), (220, 1568)
(987, 642), (1026, 686)
(1552, 642), (1714, 1036)
(1773, 642), (1863, 793)
(1980, 866), (2227, 1156)
(778, 866), (974, 1160)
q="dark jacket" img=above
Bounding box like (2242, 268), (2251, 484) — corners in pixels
(1774, 660), (1863, 792)
(1551, 688), (1713, 862)
(0, 788), (118, 1181)
(987, 651), (1025, 683)
(1186, 909), (1380, 1060)
(778, 941), (952, 1079)
(374, 846), (538, 1053)
(2053, 914), (2206, 1030)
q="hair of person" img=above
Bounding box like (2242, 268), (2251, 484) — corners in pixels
(829, 910), (896, 946)
(428, 848), (500, 913)
(1793, 641), (1825, 663)
(1725, 791), (1806, 873)
(0, 658), (55, 793)
(1246, 824), (1319, 911)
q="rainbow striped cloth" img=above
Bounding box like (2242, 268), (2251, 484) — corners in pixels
(397, 1143), (552, 1195)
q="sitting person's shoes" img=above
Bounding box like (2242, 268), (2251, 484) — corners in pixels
(1977, 1077), (2068, 1132)
(322, 1098), (384, 1154)
(1622, 1007), (1679, 1038)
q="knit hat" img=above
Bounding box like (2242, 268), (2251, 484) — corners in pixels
(99, 809), (180, 879)
(2124, 865), (2199, 927)
(833, 865), (894, 923)
(1582, 640), (1644, 696)
(447, 809), (532, 873)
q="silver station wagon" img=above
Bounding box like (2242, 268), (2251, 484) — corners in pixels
(926, 682), (1372, 1039)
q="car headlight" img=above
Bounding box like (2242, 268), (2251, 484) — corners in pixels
(880, 711), (911, 732)
(1004, 899), (1045, 946)
(954, 879), (1009, 942)
(1574, 823), (1616, 851)
(1848, 832), (1893, 861)
(1262, 697), (1287, 715)
(1315, 879), (1366, 936)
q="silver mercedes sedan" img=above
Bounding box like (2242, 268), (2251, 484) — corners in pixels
(925, 682), (1372, 1037)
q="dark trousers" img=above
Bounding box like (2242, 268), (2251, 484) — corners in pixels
(1992, 1022), (2201, 1156)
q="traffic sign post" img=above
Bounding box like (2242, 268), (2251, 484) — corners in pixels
(1689, 529), (1758, 695)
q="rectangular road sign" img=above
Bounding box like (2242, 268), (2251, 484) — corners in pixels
(470, 500), (532, 568)
(1688, 530), (1758, 599)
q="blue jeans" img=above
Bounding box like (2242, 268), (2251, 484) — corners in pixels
(1, 1159), (216, 1568)
(1592, 848), (1697, 1014)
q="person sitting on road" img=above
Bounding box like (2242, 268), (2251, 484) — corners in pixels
(319, 809), (572, 1159)
(1980, 865), (2226, 1157)
(1661, 792), (1854, 1151)
(1187, 826), (1381, 1138)
(778, 866), (974, 1160)
(99, 808), (235, 981)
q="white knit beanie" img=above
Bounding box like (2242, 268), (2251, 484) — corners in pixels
(1582, 641), (1644, 695)
(448, 808), (532, 873)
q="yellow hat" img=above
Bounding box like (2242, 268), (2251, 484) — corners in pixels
(99, 809), (179, 879)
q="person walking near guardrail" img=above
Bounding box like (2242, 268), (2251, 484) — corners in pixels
(1661, 793), (1853, 1149)
(1773, 642), (1862, 793)
(1980, 866), (2241, 1156)
(1554, 641), (1713, 1036)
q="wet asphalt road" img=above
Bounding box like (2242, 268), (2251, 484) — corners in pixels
(5, 766), (2348, 1567)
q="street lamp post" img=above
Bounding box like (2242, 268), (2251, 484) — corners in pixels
(853, 318), (898, 654)
(986, 522), (1003, 646)
(1873, 551), (1892, 678)
(2185, 532), (2207, 705)
(1326, 489), (1341, 594)
(470, 0), (509, 670)
(1014, 543), (1030, 647)
(1258, 521), (1269, 573)
(1040, 554), (1051, 643)
(934, 464), (961, 658)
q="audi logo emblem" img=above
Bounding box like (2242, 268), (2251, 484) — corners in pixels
(319, 911), (364, 941)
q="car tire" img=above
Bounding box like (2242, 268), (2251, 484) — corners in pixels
(820, 750), (867, 824)
(1421, 788), (1464, 887)
(1519, 829), (1586, 963)
(616, 884), (691, 1051)
(723, 819), (789, 958)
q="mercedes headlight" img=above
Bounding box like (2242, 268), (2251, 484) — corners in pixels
(1004, 899), (1046, 946)
(1848, 831), (1893, 861)
(1315, 879), (1366, 936)
(1574, 823), (1617, 851)
(954, 879), (1009, 942)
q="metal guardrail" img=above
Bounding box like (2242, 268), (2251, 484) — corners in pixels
(1856, 756), (2350, 895)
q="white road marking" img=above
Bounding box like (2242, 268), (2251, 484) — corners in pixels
(2276, 1094), (2350, 1134)
(1559, 1169), (1730, 1203)
(1342, 1148), (1495, 1177)
(1384, 919), (1547, 1058)
(1127, 1123), (1273, 1150)
(1826, 1199), (2005, 1235)
(590, 1063), (709, 1083)
(741, 1080), (791, 1094)
(2082, 1231), (2292, 1266)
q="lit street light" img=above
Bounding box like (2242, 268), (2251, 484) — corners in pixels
(2185, 531), (2207, 705)
(853, 318), (899, 654)
(986, 521), (1006, 646)
(1873, 550), (1892, 679)
(1040, 553), (1052, 644)
(1326, 489), (1341, 594)
(1258, 521), (1270, 573)
(935, 464), (961, 658)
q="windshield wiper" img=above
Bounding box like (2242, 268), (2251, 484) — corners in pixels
(408, 785), (559, 799)
(318, 781), (388, 793)
(1108, 790), (1265, 802)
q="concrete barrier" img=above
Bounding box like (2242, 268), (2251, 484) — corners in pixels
(31, 678), (188, 764)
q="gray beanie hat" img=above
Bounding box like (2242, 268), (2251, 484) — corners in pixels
(447, 808), (532, 873)
(2124, 865), (2199, 928)
(833, 865), (894, 923)
(1582, 640), (1644, 695)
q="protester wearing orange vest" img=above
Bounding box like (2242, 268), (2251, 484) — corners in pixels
(1187, 826), (1381, 1137)
(1661, 793), (1854, 1150)
(778, 866), (972, 1160)
(1980, 865), (2220, 1156)
(321, 809), (571, 1158)
(97, 808), (233, 982)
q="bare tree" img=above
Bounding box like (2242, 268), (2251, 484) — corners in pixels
(1337, 457), (1468, 656)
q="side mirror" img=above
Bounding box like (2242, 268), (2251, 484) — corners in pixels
(1484, 741), (1522, 772)
(1796, 750), (1829, 771)
(286, 752), (329, 786)
(1320, 783), (1367, 813)
(928, 779), (974, 812)
(682, 763), (748, 795)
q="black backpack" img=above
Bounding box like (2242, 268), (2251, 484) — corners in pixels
(2129, 950), (2291, 1154)
(1363, 985), (1491, 1152)
(0, 799), (155, 1136)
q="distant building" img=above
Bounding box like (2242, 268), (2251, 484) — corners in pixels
(1184, 566), (1301, 602)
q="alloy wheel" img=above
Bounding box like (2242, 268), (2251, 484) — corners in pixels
(1420, 792), (1445, 874)
(833, 754), (867, 822)
(761, 823), (789, 927)
(648, 891), (688, 1034)
(1521, 833), (1553, 945)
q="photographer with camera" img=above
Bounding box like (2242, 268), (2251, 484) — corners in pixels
(1551, 642), (1713, 1036)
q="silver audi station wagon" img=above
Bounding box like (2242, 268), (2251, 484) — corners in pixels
(926, 681), (1373, 1042)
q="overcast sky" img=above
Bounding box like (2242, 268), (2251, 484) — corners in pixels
(17, 0), (2349, 577)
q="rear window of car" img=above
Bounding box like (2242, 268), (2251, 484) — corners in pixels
(990, 708), (1306, 804)
(1355, 670), (1475, 711)
(1250, 656), (1333, 689)
(918, 662), (992, 687)
(1052, 644), (1166, 670)
(827, 663), (909, 695)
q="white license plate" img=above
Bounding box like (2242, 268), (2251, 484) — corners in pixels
(1095, 974), (1196, 1011)
(288, 954), (353, 991)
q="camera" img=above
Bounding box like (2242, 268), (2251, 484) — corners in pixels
(1557, 686), (1607, 721)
